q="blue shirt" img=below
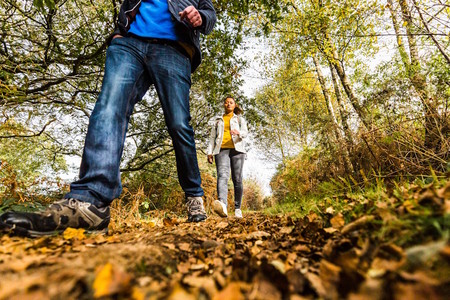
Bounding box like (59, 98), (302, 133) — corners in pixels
(128, 0), (180, 41)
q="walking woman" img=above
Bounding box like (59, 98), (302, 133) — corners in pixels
(207, 96), (248, 218)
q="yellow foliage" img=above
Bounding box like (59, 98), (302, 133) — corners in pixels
(63, 228), (86, 240)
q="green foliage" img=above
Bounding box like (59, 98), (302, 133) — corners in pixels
(1, 0), (252, 200)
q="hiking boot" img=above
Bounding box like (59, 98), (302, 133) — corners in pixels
(186, 196), (207, 222)
(213, 200), (228, 217)
(0, 198), (110, 237)
(235, 208), (243, 218)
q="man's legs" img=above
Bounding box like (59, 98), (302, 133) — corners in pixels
(146, 44), (204, 196)
(145, 42), (206, 221)
(67, 37), (151, 207)
(0, 37), (151, 236)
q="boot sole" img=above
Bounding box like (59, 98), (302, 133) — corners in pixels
(1, 222), (108, 238)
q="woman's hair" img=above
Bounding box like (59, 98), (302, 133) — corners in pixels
(223, 96), (244, 115)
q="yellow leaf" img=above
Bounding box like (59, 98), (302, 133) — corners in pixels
(63, 227), (86, 240)
(93, 263), (113, 298)
(93, 263), (132, 298)
(132, 287), (145, 300)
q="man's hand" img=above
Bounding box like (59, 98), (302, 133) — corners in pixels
(179, 6), (202, 28)
(207, 155), (213, 164)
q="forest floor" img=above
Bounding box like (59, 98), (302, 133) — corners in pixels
(0, 182), (449, 300)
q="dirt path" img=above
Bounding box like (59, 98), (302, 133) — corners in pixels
(0, 212), (447, 299)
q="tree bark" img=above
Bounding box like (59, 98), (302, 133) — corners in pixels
(329, 62), (354, 147)
(396, 0), (441, 150)
(411, 0), (450, 65)
(313, 55), (354, 174)
(329, 49), (369, 129)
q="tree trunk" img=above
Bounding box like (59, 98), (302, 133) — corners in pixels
(329, 62), (354, 147)
(313, 55), (354, 174)
(411, 0), (450, 65)
(396, 0), (441, 150)
(329, 49), (370, 129)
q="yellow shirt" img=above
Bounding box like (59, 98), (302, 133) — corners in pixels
(221, 112), (235, 149)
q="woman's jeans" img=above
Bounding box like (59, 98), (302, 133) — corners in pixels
(215, 148), (245, 209)
(65, 36), (204, 207)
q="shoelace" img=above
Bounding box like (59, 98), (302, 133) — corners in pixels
(187, 198), (204, 215)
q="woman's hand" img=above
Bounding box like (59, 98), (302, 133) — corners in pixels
(230, 129), (240, 136)
(207, 155), (214, 164)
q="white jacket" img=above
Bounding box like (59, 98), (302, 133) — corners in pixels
(207, 114), (248, 155)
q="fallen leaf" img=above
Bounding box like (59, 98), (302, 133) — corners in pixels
(213, 282), (244, 300)
(93, 263), (133, 298)
(324, 227), (339, 233)
(162, 243), (176, 250)
(330, 213), (345, 229)
(280, 226), (294, 234)
(249, 275), (282, 300)
(167, 284), (196, 300)
(341, 216), (375, 235)
(307, 212), (318, 222)
(183, 276), (217, 296)
(247, 231), (271, 240)
(63, 228), (86, 240)
(163, 217), (178, 227)
(216, 221), (229, 229)
(178, 243), (191, 252)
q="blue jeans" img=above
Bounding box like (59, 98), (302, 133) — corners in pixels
(66, 36), (204, 207)
(215, 148), (245, 209)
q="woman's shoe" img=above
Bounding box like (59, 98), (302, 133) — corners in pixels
(213, 200), (228, 217)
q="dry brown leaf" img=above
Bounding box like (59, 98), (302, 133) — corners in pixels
(0, 274), (44, 299)
(249, 275), (282, 300)
(341, 216), (375, 235)
(247, 231), (271, 240)
(294, 244), (311, 253)
(330, 213), (345, 229)
(348, 278), (384, 300)
(182, 276), (217, 296)
(2, 255), (48, 272)
(162, 243), (176, 250)
(163, 217), (178, 227)
(167, 284), (196, 300)
(305, 272), (327, 298)
(216, 221), (229, 229)
(307, 212), (318, 222)
(178, 243), (191, 252)
(324, 227), (339, 234)
(319, 260), (341, 299)
(280, 226), (294, 234)
(271, 260), (286, 274)
(190, 263), (206, 271)
(177, 261), (190, 274)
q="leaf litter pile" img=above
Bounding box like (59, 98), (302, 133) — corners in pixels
(0, 182), (449, 299)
